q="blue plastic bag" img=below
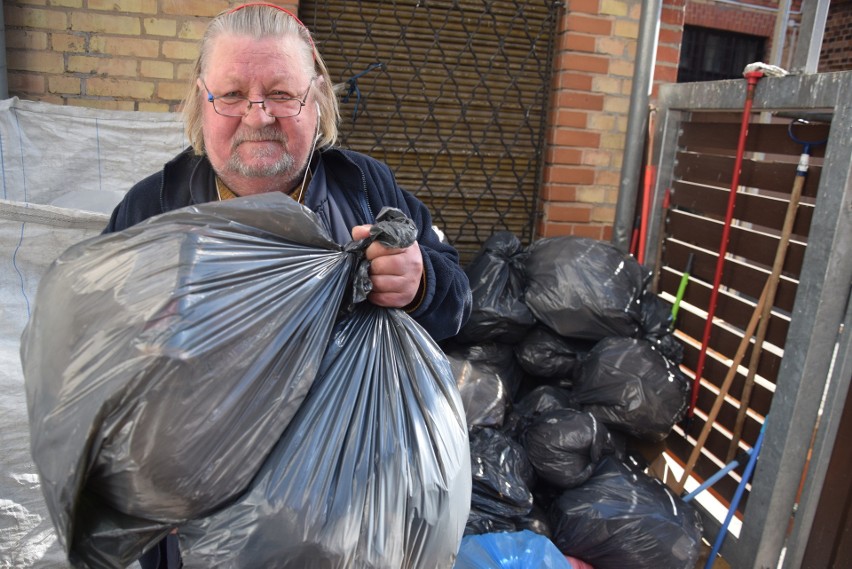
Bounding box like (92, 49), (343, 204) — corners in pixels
(454, 530), (574, 569)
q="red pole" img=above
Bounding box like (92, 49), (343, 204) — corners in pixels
(686, 70), (764, 422)
(637, 108), (657, 265)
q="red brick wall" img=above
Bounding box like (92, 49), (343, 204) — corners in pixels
(686, 1), (776, 36)
(683, 0), (804, 69)
(820, 1), (852, 71)
(538, 0), (684, 241)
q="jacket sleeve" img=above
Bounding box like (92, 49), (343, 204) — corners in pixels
(102, 171), (166, 234)
(397, 189), (472, 342)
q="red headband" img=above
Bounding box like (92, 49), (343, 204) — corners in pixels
(227, 3), (316, 55)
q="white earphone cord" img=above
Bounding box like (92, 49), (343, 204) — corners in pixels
(294, 103), (321, 204)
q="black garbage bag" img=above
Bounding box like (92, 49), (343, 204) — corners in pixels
(514, 325), (595, 382)
(464, 507), (517, 537)
(639, 290), (684, 363)
(502, 385), (578, 440)
(521, 408), (614, 490)
(21, 195), (469, 568)
(446, 343), (518, 429)
(515, 385), (578, 416)
(455, 231), (535, 345)
(514, 504), (553, 539)
(549, 456), (703, 569)
(469, 428), (535, 520)
(573, 337), (690, 442)
(524, 237), (647, 340)
(180, 303), (471, 568)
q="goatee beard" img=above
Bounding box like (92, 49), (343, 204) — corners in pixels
(227, 127), (295, 178)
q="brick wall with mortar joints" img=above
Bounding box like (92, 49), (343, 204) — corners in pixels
(820, 2), (852, 71)
(684, 0), (804, 66)
(3, 1), (298, 111)
(539, 0), (684, 241)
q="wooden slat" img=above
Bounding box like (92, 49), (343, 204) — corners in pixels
(676, 307), (785, 390)
(668, 431), (744, 505)
(679, 344), (777, 419)
(674, 151), (823, 198)
(670, 180), (814, 239)
(666, 209), (806, 278)
(678, 120), (830, 158)
(660, 240), (799, 314)
(662, 268), (791, 351)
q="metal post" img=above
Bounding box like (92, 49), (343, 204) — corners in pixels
(611, 0), (662, 254)
(768, 0), (792, 70)
(789, 0), (830, 74)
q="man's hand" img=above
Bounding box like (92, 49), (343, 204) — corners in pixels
(352, 224), (424, 308)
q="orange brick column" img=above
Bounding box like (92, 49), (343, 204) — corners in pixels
(539, 0), (684, 242)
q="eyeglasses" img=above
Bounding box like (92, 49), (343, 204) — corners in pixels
(202, 77), (316, 118)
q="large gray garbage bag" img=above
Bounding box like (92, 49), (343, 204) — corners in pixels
(21, 195), (469, 568)
(524, 237), (647, 341)
(180, 302), (471, 568)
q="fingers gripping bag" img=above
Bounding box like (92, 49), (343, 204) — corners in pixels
(21, 193), (375, 566)
(180, 287), (471, 566)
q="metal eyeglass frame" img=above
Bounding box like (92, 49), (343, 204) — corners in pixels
(202, 77), (316, 118)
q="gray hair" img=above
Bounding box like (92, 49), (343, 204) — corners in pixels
(182, 4), (339, 154)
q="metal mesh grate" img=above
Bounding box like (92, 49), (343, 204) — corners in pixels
(301, 0), (563, 263)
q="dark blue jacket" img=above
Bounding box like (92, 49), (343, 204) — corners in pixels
(104, 146), (471, 341)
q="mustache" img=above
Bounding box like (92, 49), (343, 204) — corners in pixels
(231, 127), (287, 149)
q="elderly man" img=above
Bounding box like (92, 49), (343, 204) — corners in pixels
(106, 2), (470, 342)
(102, 4), (471, 567)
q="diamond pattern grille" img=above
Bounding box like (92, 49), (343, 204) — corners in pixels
(301, 1), (563, 262)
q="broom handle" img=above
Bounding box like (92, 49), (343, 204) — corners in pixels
(725, 151), (808, 462)
(672, 282), (769, 495)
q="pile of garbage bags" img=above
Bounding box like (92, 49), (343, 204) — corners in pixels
(443, 231), (702, 569)
(21, 195), (471, 568)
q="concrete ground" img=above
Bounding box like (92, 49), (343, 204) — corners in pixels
(697, 542), (733, 568)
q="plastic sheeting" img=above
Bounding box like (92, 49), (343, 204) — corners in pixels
(1, 98), (185, 568)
